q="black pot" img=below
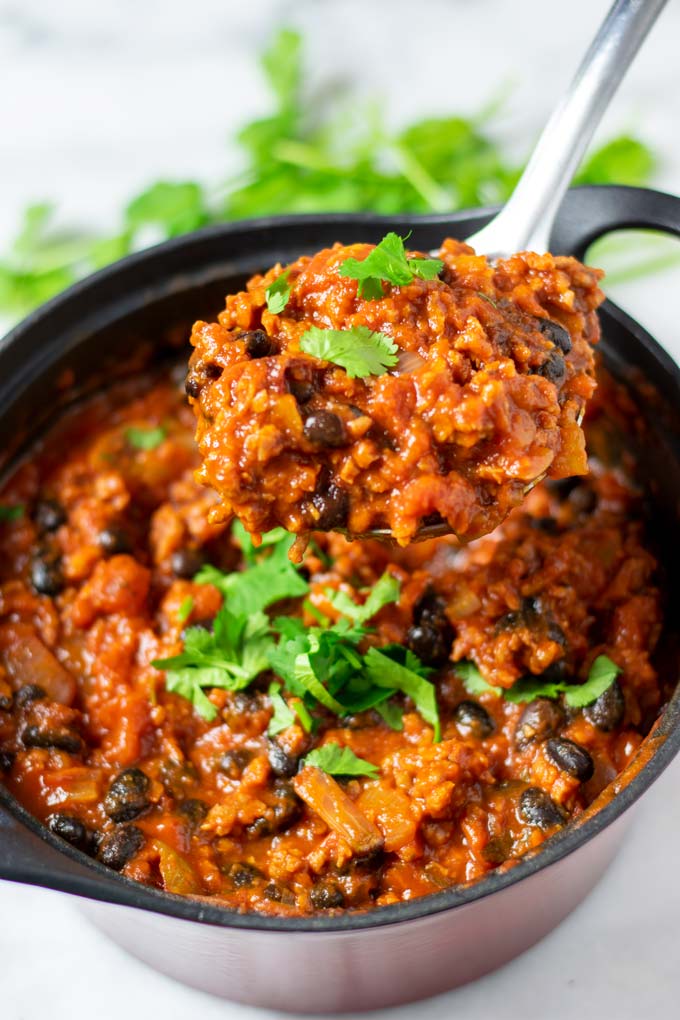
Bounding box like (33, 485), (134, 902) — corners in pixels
(1, 185), (680, 1013)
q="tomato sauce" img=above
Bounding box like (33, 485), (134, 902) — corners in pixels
(0, 363), (663, 916)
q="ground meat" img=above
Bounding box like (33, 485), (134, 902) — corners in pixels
(188, 239), (602, 548)
(0, 365), (663, 918)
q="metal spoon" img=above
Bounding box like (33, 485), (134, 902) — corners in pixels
(354, 0), (668, 544)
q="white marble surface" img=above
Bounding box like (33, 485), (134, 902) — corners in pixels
(1, 1), (680, 1017)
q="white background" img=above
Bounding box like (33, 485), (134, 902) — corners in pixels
(1, 1), (680, 1018)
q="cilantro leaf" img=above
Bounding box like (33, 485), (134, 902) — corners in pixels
(231, 520), (290, 566)
(324, 572), (400, 626)
(455, 660), (501, 698)
(125, 425), (166, 450)
(564, 655), (622, 708)
(196, 535), (308, 617)
(125, 181), (208, 238)
(177, 596), (194, 624)
(303, 742), (379, 778)
(265, 269), (292, 313)
(268, 681), (297, 735)
(375, 699), (404, 731)
(300, 325), (398, 378)
(0, 504), (24, 522)
(503, 674), (570, 704)
(339, 232), (443, 299)
(364, 647), (441, 741)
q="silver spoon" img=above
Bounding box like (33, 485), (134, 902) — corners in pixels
(354, 0), (668, 544)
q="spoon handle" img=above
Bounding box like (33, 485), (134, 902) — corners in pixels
(466, 0), (668, 257)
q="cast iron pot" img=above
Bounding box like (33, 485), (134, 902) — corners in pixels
(1, 185), (680, 1014)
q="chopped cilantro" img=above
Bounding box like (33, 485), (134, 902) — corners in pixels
(152, 607), (273, 719)
(0, 504), (24, 522)
(300, 325), (398, 378)
(265, 269), (292, 313)
(196, 534), (309, 617)
(303, 742), (379, 778)
(375, 699), (404, 731)
(231, 520), (290, 566)
(177, 596), (194, 624)
(365, 647), (441, 741)
(456, 660), (501, 698)
(324, 572), (400, 626)
(564, 655), (622, 708)
(125, 425), (167, 451)
(339, 232), (443, 299)
(267, 681), (297, 735)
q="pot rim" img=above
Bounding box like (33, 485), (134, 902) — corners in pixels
(2, 189), (680, 933)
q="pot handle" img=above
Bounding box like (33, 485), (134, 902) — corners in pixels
(552, 185), (680, 258)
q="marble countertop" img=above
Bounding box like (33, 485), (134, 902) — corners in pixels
(2, 1), (680, 1017)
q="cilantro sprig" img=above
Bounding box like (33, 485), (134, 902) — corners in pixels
(303, 742), (379, 778)
(339, 232), (443, 299)
(300, 325), (398, 378)
(125, 425), (167, 451)
(456, 655), (622, 708)
(265, 269), (292, 313)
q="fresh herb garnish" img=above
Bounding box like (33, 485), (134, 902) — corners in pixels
(324, 572), (400, 625)
(267, 681), (297, 735)
(375, 699), (404, 731)
(177, 596), (194, 624)
(456, 660), (501, 698)
(125, 425), (167, 451)
(303, 742), (379, 778)
(152, 606), (274, 721)
(300, 325), (398, 378)
(365, 647), (441, 741)
(265, 269), (292, 313)
(457, 655), (621, 708)
(0, 504), (24, 522)
(196, 533), (309, 617)
(339, 232), (443, 299)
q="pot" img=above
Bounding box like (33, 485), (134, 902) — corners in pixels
(1, 184), (680, 1013)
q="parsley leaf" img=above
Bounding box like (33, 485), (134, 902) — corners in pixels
(196, 535), (309, 617)
(303, 742), (379, 778)
(268, 681), (297, 735)
(125, 425), (167, 450)
(300, 325), (398, 378)
(265, 269), (292, 313)
(339, 232), (443, 298)
(456, 660), (501, 698)
(564, 655), (622, 708)
(324, 572), (400, 626)
(0, 504), (24, 522)
(151, 606), (274, 719)
(365, 647), (441, 741)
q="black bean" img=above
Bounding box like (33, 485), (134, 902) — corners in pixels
(34, 499), (66, 533)
(536, 351), (567, 385)
(311, 483), (349, 530)
(545, 477), (580, 499)
(243, 329), (274, 359)
(413, 589), (448, 627)
(267, 739), (299, 778)
(98, 525), (132, 556)
(185, 374), (202, 399)
(310, 880), (345, 909)
(407, 622), (451, 667)
(170, 547), (205, 579)
(483, 834), (512, 865)
(227, 861), (263, 887)
(203, 362), (222, 380)
(515, 698), (565, 750)
(303, 410), (347, 448)
(584, 679), (625, 732)
(263, 882), (284, 902)
(219, 749), (252, 779)
(246, 779), (301, 838)
(13, 684), (47, 708)
(530, 516), (559, 535)
(47, 813), (90, 852)
(21, 725), (82, 753)
(0, 691), (10, 712)
(545, 737), (594, 782)
(98, 825), (144, 871)
(537, 318), (572, 353)
(177, 798), (209, 826)
(547, 623), (568, 647)
(104, 767), (151, 823)
(519, 787), (566, 829)
(0, 750), (15, 772)
(288, 377), (315, 404)
(31, 556), (64, 597)
(453, 700), (495, 739)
